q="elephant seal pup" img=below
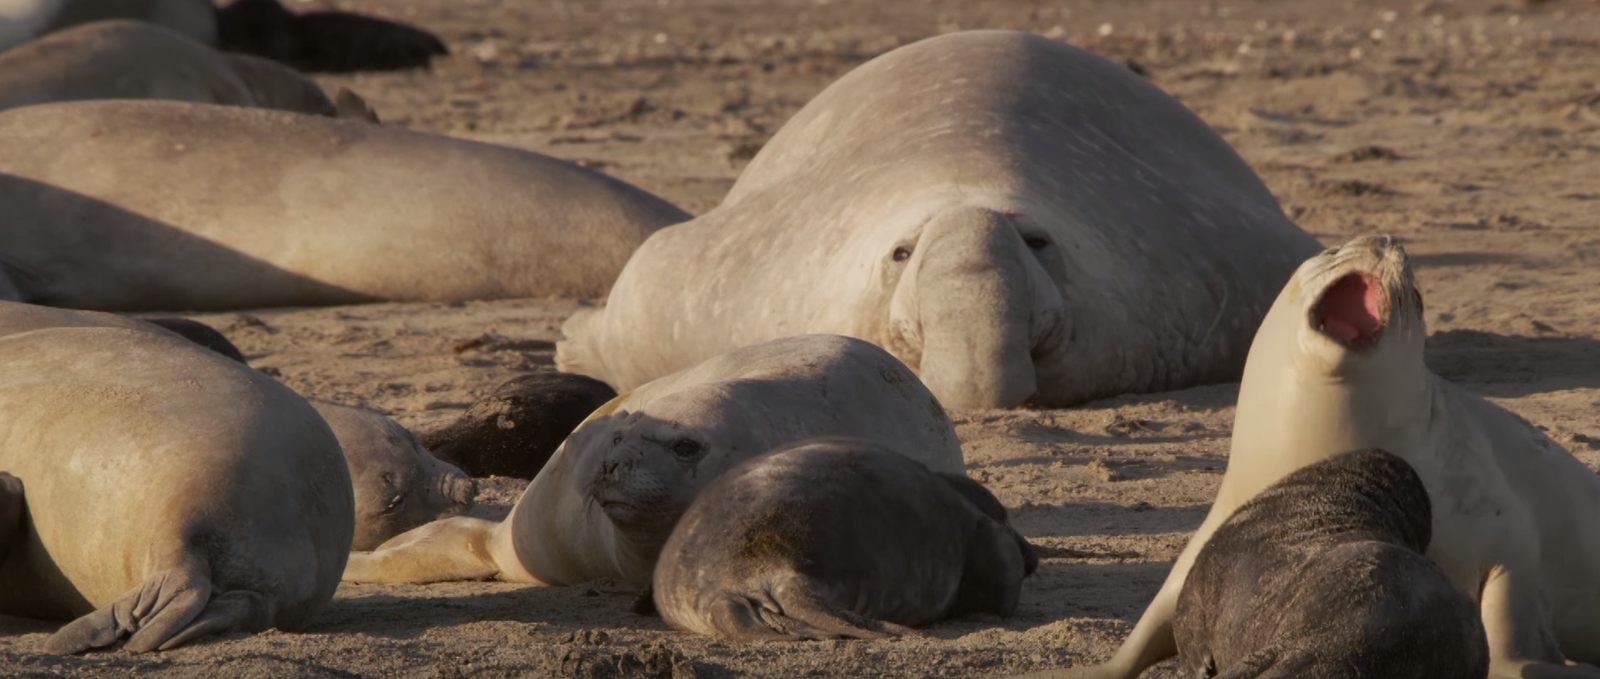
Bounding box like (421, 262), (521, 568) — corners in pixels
(0, 21), (337, 116)
(0, 0), (214, 52)
(343, 334), (966, 587)
(0, 325), (353, 653)
(1173, 448), (1487, 678)
(556, 29), (1320, 410)
(216, 0), (448, 73)
(0, 99), (691, 311)
(1016, 235), (1600, 679)
(653, 438), (1038, 641)
(141, 317), (248, 363)
(310, 402), (477, 552)
(421, 372), (620, 479)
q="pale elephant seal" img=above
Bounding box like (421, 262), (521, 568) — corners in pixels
(0, 99), (691, 311)
(0, 325), (353, 653)
(216, 0), (448, 73)
(556, 30), (1320, 410)
(421, 372), (620, 479)
(653, 438), (1038, 641)
(343, 334), (966, 587)
(1014, 235), (1600, 679)
(311, 402), (477, 552)
(0, 20), (337, 116)
(0, 0), (213, 52)
(1173, 448), (1487, 678)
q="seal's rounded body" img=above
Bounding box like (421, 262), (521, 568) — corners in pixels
(654, 438), (1037, 641)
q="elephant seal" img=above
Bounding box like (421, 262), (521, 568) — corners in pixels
(1013, 235), (1600, 679)
(556, 30), (1320, 410)
(0, 0), (213, 52)
(0, 20), (337, 116)
(141, 317), (249, 363)
(343, 334), (966, 587)
(0, 473), (21, 564)
(421, 372), (620, 479)
(310, 402), (477, 552)
(1173, 448), (1487, 678)
(0, 99), (691, 311)
(653, 438), (1037, 641)
(0, 324), (353, 653)
(216, 0), (448, 73)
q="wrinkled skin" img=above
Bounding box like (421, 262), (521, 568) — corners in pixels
(312, 402), (476, 552)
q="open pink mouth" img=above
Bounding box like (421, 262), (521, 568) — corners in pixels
(1313, 273), (1386, 346)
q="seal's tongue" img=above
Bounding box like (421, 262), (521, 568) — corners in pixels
(1315, 273), (1384, 345)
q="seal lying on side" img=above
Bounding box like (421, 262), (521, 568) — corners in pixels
(0, 21), (338, 116)
(0, 0), (214, 52)
(1174, 448), (1487, 678)
(421, 372), (620, 479)
(556, 29), (1320, 410)
(0, 100), (691, 311)
(343, 334), (966, 587)
(1013, 235), (1600, 679)
(0, 324), (353, 653)
(654, 438), (1037, 641)
(311, 402), (477, 552)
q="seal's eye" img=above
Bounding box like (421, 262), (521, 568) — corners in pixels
(892, 246), (913, 262)
(612, 432), (623, 446)
(1023, 235), (1050, 250)
(382, 494), (406, 515)
(669, 439), (704, 459)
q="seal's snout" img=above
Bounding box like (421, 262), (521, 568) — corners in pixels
(1313, 273), (1386, 346)
(444, 474), (477, 510)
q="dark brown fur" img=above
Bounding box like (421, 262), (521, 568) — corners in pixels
(0, 472), (22, 564)
(216, 0), (447, 73)
(652, 438), (1039, 641)
(420, 373), (618, 479)
(1174, 448), (1488, 679)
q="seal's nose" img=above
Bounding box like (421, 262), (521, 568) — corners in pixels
(446, 475), (477, 508)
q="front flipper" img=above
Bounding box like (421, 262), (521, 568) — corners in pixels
(1481, 565), (1600, 679)
(343, 516), (501, 583)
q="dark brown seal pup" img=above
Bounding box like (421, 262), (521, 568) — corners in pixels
(652, 437), (1039, 641)
(420, 372), (619, 479)
(1173, 448), (1488, 679)
(216, 0), (447, 73)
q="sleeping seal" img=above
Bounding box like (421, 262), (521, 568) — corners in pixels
(556, 29), (1320, 409)
(1173, 448), (1487, 678)
(421, 372), (620, 479)
(0, 99), (691, 311)
(343, 334), (966, 587)
(653, 438), (1038, 641)
(0, 324), (353, 653)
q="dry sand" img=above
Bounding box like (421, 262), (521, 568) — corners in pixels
(3, 0), (1600, 676)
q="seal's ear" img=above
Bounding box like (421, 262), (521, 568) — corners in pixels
(0, 472), (25, 556)
(334, 88), (381, 124)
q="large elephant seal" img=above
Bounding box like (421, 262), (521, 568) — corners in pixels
(343, 334), (966, 587)
(1173, 448), (1487, 678)
(421, 372), (620, 479)
(556, 30), (1320, 410)
(0, 324), (353, 653)
(0, 0), (213, 52)
(1012, 235), (1600, 679)
(311, 402), (477, 552)
(0, 99), (691, 311)
(653, 438), (1037, 641)
(0, 20), (337, 116)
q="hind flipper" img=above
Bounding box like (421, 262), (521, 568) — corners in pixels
(151, 590), (270, 651)
(343, 516), (500, 583)
(761, 577), (904, 640)
(44, 564), (210, 654)
(333, 88), (381, 123)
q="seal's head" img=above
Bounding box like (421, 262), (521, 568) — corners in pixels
(1288, 235), (1425, 374)
(313, 402), (477, 551)
(574, 385), (770, 549)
